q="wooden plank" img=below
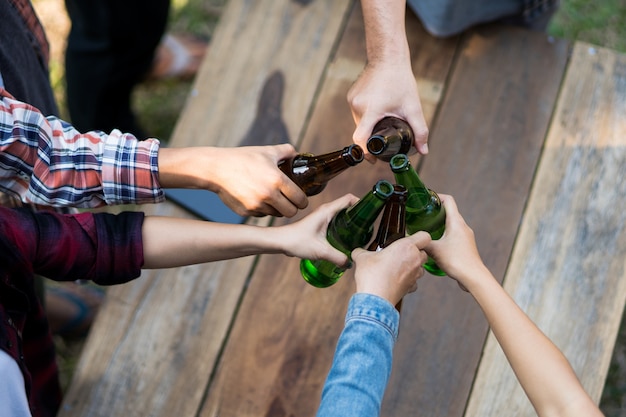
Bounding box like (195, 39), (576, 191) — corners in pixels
(380, 26), (570, 417)
(60, 202), (269, 417)
(466, 42), (626, 416)
(199, 5), (459, 417)
(168, 0), (354, 149)
(59, 0), (354, 415)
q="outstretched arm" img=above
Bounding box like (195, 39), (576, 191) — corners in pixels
(1, 88), (308, 217)
(12, 195), (356, 286)
(158, 144), (308, 218)
(316, 232), (431, 417)
(350, 0), (428, 161)
(141, 194), (358, 269)
(426, 195), (603, 417)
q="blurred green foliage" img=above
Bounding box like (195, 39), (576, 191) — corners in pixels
(549, 0), (626, 52)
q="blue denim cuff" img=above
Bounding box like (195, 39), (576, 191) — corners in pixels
(346, 293), (400, 341)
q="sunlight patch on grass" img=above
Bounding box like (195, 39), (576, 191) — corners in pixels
(548, 0), (626, 52)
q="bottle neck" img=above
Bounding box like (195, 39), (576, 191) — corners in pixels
(306, 144), (363, 171)
(342, 181), (393, 228)
(367, 131), (399, 155)
(390, 154), (432, 207)
(392, 164), (426, 187)
(340, 144), (364, 166)
(279, 145), (364, 196)
(368, 188), (407, 251)
(366, 117), (413, 159)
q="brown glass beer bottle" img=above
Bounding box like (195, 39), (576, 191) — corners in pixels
(366, 117), (413, 162)
(367, 184), (408, 312)
(279, 144), (364, 196)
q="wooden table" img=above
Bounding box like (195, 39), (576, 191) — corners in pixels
(60, 1), (626, 416)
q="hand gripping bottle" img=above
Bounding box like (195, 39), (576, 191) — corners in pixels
(390, 153), (446, 276)
(300, 180), (394, 287)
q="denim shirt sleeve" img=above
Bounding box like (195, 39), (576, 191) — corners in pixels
(316, 293), (399, 417)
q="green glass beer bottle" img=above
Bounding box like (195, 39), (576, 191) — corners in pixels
(279, 144), (364, 196)
(390, 154), (446, 276)
(366, 117), (413, 162)
(367, 185), (407, 252)
(367, 184), (408, 312)
(300, 179), (394, 288)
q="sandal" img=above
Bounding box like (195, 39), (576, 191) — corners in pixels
(148, 33), (209, 80)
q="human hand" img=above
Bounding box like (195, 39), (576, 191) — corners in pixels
(279, 194), (360, 265)
(425, 195), (489, 290)
(159, 144), (309, 217)
(351, 231), (431, 305)
(347, 61), (429, 163)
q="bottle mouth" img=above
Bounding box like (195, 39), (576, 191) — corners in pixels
(348, 144), (365, 164)
(366, 135), (386, 155)
(393, 184), (408, 198)
(374, 180), (394, 198)
(389, 153), (409, 170)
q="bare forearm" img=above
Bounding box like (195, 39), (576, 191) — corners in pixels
(141, 217), (282, 268)
(157, 147), (212, 190)
(360, 0), (410, 64)
(467, 271), (602, 417)
(427, 194), (600, 415)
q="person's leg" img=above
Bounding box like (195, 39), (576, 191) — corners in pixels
(64, 0), (114, 132)
(407, 0), (522, 37)
(501, 1), (559, 32)
(64, 0), (170, 137)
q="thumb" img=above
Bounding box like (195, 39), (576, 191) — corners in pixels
(274, 143), (298, 161)
(353, 113), (380, 146)
(407, 230), (432, 249)
(351, 247), (367, 260)
(346, 248), (367, 268)
(326, 248), (350, 269)
(404, 114), (429, 155)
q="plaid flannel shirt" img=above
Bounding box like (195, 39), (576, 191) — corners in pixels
(0, 88), (165, 208)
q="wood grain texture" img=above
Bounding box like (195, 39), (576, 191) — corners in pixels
(60, 0), (353, 415)
(60, 202), (262, 417)
(380, 26), (570, 417)
(168, 0), (354, 149)
(466, 42), (626, 416)
(199, 5), (458, 417)
(61, 3), (626, 416)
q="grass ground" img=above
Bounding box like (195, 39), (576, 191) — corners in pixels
(30, 0), (626, 414)
(549, 0), (626, 52)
